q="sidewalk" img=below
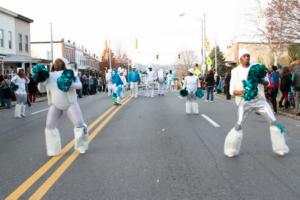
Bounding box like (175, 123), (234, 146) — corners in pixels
(216, 93), (300, 121)
(0, 96), (48, 111)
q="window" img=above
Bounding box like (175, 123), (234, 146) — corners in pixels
(8, 31), (12, 49)
(25, 35), (29, 52)
(19, 34), (22, 51)
(0, 29), (4, 48)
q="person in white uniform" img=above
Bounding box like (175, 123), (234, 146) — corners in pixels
(184, 68), (200, 114)
(224, 49), (289, 157)
(145, 67), (157, 98)
(157, 69), (165, 96)
(105, 69), (113, 96)
(11, 68), (30, 118)
(37, 58), (89, 156)
(119, 68), (128, 98)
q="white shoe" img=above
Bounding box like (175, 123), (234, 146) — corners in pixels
(224, 128), (243, 157)
(21, 105), (26, 117)
(14, 104), (22, 118)
(74, 126), (89, 154)
(45, 128), (62, 156)
(270, 126), (289, 156)
(186, 102), (192, 114)
(192, 102), (199, 114)
(205, 100), (209, 102)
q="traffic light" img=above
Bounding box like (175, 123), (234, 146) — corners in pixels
(135, 39), (138, 49)
(156, 54), (159, 60)
(178, 54), (181, 59)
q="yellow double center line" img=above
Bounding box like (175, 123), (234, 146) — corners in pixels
(5, 96), (132, 200)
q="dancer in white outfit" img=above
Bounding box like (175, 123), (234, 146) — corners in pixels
(224, 49), (289, 157)
(157, 69), (165, 96)
(11, 68), (30, 118)
(145, 67), (157, 98)
(183, 68), (200, 114)
(105, 69), (113, 96)
(36, 58), (89, 156)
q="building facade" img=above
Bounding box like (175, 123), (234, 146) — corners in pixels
(225, 42), (297, 67)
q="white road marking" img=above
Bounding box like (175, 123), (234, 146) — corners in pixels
(31, 108), (49, 115)
(201, 114), (221, 128)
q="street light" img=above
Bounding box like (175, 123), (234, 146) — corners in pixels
(179, 12), (206, 73)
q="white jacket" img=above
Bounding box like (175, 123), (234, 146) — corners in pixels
(184, 75), (199, 93)
(38, 71), (82, 110)
(146, 71), (157, 83)
(230, 65), (267, 105)
(11, 75), (29, 94)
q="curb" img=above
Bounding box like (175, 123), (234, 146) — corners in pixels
(0, 96), (47, 111)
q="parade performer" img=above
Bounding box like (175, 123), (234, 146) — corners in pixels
(128, 66), (141, 98)
(157, 68), (165, 96)
(145, 67), (157, 98)
(11, 68), (30, 118)
(181, 68), (202, 114)
(111, 68), (123, 105)
(167, 70), (176, 92)
(105, 68), (113, 96)
(36, 58), (88, 156)
(119, 68), (128, 98)
(224, 49), (289, 157)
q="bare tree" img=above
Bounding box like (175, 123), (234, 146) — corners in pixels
(178, 50), (198, 69)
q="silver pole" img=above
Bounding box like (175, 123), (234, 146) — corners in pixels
(215, 42), (218, 75)
(50, 23), (54, 64)
(108, 40), (112, 69)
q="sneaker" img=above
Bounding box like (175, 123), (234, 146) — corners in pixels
(205, 100), (209, 102)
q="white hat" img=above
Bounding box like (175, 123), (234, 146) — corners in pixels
(239, 48), (250, 59)
(17, 68), (24, 73)
(188, 68), (194, 74)
(118, 67), (123, 73)
(132, 65), (137, 69)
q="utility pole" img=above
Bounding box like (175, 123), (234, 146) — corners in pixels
(215, 41), (218, 75)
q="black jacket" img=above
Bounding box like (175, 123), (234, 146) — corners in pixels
(205, 74), (215, 87)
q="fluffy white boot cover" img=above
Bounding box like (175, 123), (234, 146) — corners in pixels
(186, 101), (192, 114)
(192, 102), (199, 114)
(224, 128), (243, 157)
(270, 126), (289, 156)
(45, 128), (62, 156)
(74, 126), (89, 154)
(14, 104), (22, 118)
(21, 105), (26, 117)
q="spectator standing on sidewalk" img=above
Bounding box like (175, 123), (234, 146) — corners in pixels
(279, 67), (292, 109)
(224, 71), (231, 100)
(292, 61), (300, 116)
(205, 70), (215, 102)
(0, 75), (12, 108)
(28, 73), (38, 103)
(269, 65), (280, 113)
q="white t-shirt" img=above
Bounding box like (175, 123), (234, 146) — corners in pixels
(230, 65), (267, 105)
(184, 75), (199, 93)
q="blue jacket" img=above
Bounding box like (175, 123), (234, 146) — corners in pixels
(112, 74), (123, 87)
(128, 71), (141, 83)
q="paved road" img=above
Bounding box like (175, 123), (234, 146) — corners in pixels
(1, 92), (300, 200)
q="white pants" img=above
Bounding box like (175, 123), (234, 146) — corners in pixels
(158, 82), (164, 95)
(107, 83), (113, 97)
(186, 92), (199, 114)
(46, 102), (85, 129)
(15, 93), (27, 104)
(146, 82), (155, 97)
(224, 97), (289, 157)
(130, 82), (139, 98)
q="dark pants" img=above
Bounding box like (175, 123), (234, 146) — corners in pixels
(206, 86), (214, 101)
(224, 86), (231, 100)
(279, 90), (289, 108)
(270, 88), (278, 112)
(29, 92), (36, 103)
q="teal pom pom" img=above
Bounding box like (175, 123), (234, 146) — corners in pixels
(195, 89), (204, 98)
(57, 69), (76, 92)
(10, 82), (18, 91)
(243, 64), (267, 101)
(179, 89), (188, 97)
(32, 64), (49, 83)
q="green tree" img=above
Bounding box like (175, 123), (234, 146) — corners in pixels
(288, 45), (300, 62)
(209, 46), (226, 77)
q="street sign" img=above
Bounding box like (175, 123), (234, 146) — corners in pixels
(206, 57), (212, 66)
(194, 68), (201, 76)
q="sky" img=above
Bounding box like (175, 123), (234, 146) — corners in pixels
(0, 0), (265, 65)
